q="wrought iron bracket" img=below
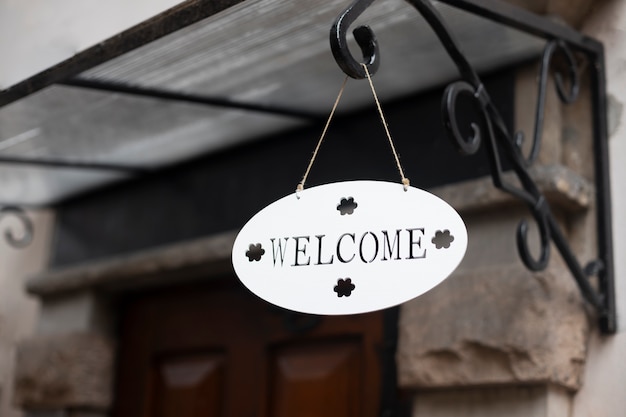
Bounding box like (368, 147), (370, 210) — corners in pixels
(330, 0), (616, 333)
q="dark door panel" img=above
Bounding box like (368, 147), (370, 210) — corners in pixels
(114, 279), (385, 417)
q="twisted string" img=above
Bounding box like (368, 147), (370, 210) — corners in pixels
(361, 63), (410, 190)
(297, 76), (349, 194)
(296, 64), (410, 194)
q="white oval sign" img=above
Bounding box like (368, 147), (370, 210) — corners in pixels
(232, 180), (467, 315)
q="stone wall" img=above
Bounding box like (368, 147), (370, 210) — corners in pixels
(0, 211), (54, 417)
(14, 333), (114, 411)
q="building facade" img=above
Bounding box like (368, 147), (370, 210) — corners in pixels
(0, 1), (625, 416)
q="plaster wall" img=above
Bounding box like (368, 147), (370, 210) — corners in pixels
(0, 210), (54, 417)
(0, 0), (185, 88)
(569, 2), (626, 415)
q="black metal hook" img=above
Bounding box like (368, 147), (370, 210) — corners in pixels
(330, 0), (380, 79)
(331, 0), (483, 86)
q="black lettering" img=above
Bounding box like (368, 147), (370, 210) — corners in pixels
(270, 237), (289, 267)
(315, 235), (334, 265)
(292, 236), (311, 266)
(336, 233), (356, 263)
(381, 229), (401, 261)
(406, 228), (426, 259)
(359, 231), (379, 263)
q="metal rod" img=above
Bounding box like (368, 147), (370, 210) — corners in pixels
(0, 155), (148, 174)
(60, 78), (324, 122)
(589, 46), (617, 333)
(0, 0), (249, 107)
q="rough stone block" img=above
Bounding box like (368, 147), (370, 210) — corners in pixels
(397, 264), (589, 390)
(14, 333), (113, 410)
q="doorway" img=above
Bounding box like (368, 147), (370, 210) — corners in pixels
(113, 277), (394, 417)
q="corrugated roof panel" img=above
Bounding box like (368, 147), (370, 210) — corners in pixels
(0, 0), (543, 205)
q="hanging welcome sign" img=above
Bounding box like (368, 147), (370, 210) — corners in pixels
(232, 180), (467, 315)
(232, 65), (467, 314)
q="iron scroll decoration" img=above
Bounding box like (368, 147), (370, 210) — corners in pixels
(330, 0), (616, 333)
(0, 206), (34, 248)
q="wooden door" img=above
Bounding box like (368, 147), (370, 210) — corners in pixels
(113, 278), (388, 417)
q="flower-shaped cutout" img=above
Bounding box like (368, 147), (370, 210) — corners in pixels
(337, 197), (358, 215)
(246, 243), (265, 261)
(334, 278), (355, 297)
(432, 230), (454, 249)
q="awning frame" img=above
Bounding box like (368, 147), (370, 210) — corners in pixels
(0, 0), (616, 333)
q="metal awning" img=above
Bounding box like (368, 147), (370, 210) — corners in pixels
(0, 0), (543, 206)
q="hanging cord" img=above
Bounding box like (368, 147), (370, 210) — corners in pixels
(362, 63), (410, 191)
(296, 75), (349, 196)
(296, 64), (410, 195)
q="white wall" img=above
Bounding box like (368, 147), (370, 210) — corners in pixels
(0, 0), (184, 89)
(0, 210), (54, 417)
(572, 1), (626, 415)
